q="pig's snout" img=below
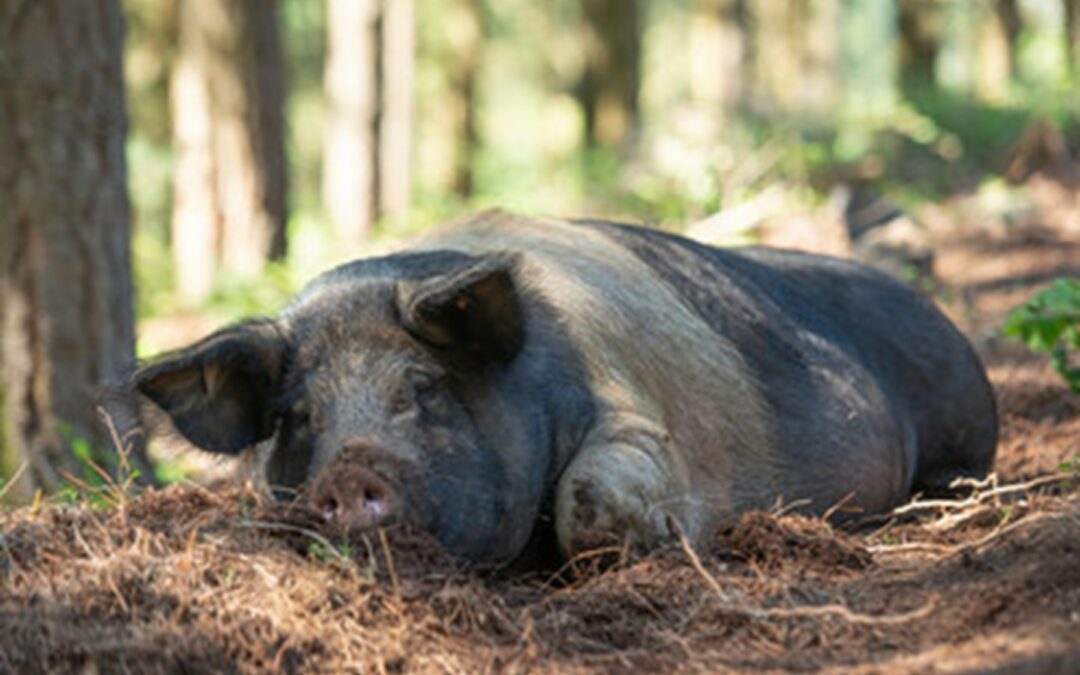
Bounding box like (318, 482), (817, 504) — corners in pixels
(309, 453), (399, 531)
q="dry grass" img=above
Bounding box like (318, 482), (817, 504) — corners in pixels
(1, 473), (1078, 674)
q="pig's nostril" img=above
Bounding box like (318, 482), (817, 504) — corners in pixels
(363, 487), (381, 503)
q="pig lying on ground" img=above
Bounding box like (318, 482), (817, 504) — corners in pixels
(136, 211), (997, 565)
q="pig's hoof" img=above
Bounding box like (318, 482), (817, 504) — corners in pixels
(555, 477), (671, 559)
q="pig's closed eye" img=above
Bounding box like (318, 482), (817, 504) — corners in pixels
(414, 380), (442, 408)
(288, 408), (311, 431)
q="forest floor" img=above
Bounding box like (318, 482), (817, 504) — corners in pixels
(1, 174), (1079, 674)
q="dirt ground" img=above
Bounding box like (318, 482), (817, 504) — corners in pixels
(1, 176), (1079, 674)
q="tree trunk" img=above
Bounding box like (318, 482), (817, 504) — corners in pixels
(323, 0), (415, 249)
(323, 0), (380, 248)
(802, 0), (841, 114)
(172, 0), (288, 303)
(0, 0), (145, 497)
(445, 0), (483, 197)
(579, 0), (641, 149)
(751, 0), (804, 113)
(378, 0), (415, 224)
(840, 0), (898, 116)
(992, 0), (1023, 79)
(690, 0), (750, 110)
(1065, 0), (1079, 76)
(898, 0), (940, 92)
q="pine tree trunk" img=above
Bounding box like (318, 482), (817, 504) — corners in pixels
(1065, 0), (1079, 76)
(840, 0), (898, 116)
(579, 0), (641, 148)
(323, 0), (381, 249)
(378, 0), (415, 224)
(802, 0), (841, 114)
(690, 0), (750, 110)
(446, 0), (483, 197)
(751, 0), (804, 113)
(323, 0), (415, 248)
(172, 0), (288, 302)
(992, 0), (1023, 79)
(898, 0), (941, 92)
(0, 0), (145, 497)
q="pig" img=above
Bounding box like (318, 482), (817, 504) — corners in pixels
(135, 211), (997, 565)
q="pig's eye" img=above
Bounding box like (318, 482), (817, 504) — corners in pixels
(289, 408), (311, 431)
(413, 379), (441, 407)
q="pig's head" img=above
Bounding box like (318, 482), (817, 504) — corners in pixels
(135, 251), (555, 564)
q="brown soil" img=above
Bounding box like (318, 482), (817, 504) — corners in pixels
(2, 180), (1079, 674)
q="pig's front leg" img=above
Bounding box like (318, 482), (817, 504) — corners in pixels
(553, 413), (697, 558)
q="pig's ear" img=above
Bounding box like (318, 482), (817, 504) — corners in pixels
(134, 321), (286, 454)
(398, 254), (524, 363)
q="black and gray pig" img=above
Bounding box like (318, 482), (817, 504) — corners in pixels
(136, 211), (997, 564)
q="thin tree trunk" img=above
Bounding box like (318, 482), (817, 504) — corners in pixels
(323, 0), (381, 249)
(1065, 0), (1079, 76)
(579, 0), (641, 148)
(751, 0), (804, 113)
(898, 0), (941, 92)
(446, 0), (483, 197)
(803, 0), (841, 114)
(0, 0), (145, 497)
(840, 0), (898, 116)
(690, 0), (750, 110)
(993, 0), (1023, 79)
(171, 13), (218, 304)
(379, 0), (415, 223)
(172, 0), (288, 302)
(323, 0), (414, 248)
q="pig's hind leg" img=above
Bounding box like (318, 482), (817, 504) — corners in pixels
(553, 416), (693, 558)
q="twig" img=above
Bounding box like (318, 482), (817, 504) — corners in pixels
(236, 520), (353, 567)
(378, 527), (401, 605)
(761, 598), (936, 625)
(97, 406), (143, 489)
(0, 461), (29, 501)
(867, 541), (953, 555)
(822, 490), (859, 522)
(962, 511), (1058, 552)
(893, 472), (1076, 518)
(772, 497), (812, 518)
(538, 545), (625, 592)
(671, 517), (738, 604)
(57, 469), (121, 509)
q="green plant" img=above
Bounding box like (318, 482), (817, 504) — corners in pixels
(1003, 278), (1080, 394)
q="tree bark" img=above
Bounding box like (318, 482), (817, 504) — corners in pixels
(171, 0), (288, 303)
(579, 0), (641, 149)
(1065, 0), (1079, 76)
(323, 0), (415, 249)
(898, 0), (940, 92)
(840, 0), (898, 116)
(690, 0), (750, 110)
(378, 0), (415, 224)
(992, 0), (1023, 79)
(445, 0), (483, 197)
(751, 0), (804, 113)
(0, 0), (144, 497)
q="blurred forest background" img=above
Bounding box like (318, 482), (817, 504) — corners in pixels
(1, 0), (1078, 495)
